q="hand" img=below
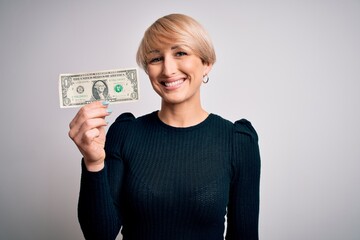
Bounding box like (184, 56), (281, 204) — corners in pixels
(68, 101), (112, 172)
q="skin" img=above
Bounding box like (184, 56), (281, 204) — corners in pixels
(69, 43), (212, 172)
(68, 101), (110, 171)
(147, 44), (212, 127)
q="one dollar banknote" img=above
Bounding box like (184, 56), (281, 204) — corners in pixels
(59, 68), (139, 108)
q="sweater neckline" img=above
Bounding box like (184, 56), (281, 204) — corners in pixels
(151, 111), (214, 132)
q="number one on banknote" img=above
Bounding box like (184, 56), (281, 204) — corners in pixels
(59, 68), (139, 108)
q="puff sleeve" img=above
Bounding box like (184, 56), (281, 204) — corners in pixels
(226, 119), (261, 240)
(78, 113), (135, 240)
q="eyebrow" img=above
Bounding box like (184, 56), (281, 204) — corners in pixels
(148, 45), (181, 54)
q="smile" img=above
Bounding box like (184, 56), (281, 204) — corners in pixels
(162, 79), (185, 87)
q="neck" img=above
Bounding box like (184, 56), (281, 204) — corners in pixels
(158, 101), (209, 128)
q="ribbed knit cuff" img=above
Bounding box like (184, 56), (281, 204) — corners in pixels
(80, 158), (107, 181)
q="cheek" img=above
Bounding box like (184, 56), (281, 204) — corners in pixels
(180, 61), (194, 71)
(147, 73), (157, 85)
(147, 67), (159, 81)
(147, 74), (160, 91)
(182, 60), (205, 76)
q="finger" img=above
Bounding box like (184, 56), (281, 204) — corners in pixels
(69, 117), (108, 141)
(77, 128), (105, 161)
(69, 101), (109, 128)
(70, 102), (110, 127)
(69, 103), (111, 135)
(70, 117), (107, 141)
(82, 128), (101, 144)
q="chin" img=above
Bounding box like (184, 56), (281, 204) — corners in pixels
(161, 95), (188, 105)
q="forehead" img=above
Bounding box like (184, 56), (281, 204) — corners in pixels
(95, 81), (105, 86)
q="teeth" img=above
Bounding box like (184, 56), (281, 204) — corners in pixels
(164, 79), (184, 87)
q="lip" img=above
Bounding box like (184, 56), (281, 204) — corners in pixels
(160, 78), (186, 90)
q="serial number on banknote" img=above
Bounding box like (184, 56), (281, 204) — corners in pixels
(59, 68), (139, 108)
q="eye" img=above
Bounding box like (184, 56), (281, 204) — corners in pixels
(175, 51), (187, 57)
(149, 56), (163, 64)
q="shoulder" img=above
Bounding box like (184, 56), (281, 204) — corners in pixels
(109, 111), (156, 132)
(209, 113), (234, 130)
(109, 112), (136, 130)
(234, 118), (259, 143)
(112, 111), (156, 124)
(105, 112), (154, 149)
(105, 113), (135, 143)
(211, 114), (258, 142)
(115, 112), (136, 122)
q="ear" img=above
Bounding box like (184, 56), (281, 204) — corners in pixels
(203, 63), (213, 76)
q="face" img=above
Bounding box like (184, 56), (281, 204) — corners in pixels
(94, 81), (106, 93)
(146, 44), (212, 106)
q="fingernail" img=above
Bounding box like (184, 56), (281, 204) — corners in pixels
(102, 101), (110, 106)
(106, 109), (113, 114)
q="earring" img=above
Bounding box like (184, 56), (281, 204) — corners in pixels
(202, 74), (209, 84)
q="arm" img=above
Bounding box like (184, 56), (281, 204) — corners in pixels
(70, 106), (134, 239)
(226, 119), (261, 240)
(78, 156), (123, 240)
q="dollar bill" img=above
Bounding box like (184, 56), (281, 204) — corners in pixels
(59, 68), (139, 108)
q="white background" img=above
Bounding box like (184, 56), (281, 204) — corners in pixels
(0, 0), (359, 239)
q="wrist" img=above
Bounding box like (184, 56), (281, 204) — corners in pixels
(84, 159), (105, 172)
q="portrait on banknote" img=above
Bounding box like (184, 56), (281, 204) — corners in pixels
(92, 80), (109, 100)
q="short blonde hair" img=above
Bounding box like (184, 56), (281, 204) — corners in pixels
(136, 13), (216, 71)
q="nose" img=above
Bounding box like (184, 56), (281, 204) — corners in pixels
(162, 55), (177, 77)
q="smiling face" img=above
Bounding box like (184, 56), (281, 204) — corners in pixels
(137, 14), (216, 107)
(146, 44), (212, 105)
(137, 14), (216, 71)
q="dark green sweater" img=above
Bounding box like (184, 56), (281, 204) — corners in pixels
(78, 111), (261, 240)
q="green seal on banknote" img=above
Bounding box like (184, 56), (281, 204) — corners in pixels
(114, 84), (123, 93)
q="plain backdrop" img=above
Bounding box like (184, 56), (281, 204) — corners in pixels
(0, 0), (359, 239)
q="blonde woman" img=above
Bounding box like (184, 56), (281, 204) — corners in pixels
(69, 13), (261, 240)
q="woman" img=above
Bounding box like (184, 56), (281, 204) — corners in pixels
(69, 13), (261, 240)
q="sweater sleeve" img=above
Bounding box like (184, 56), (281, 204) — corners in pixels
(78, 113), (135, 240)
(226, 119), (261, 240)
